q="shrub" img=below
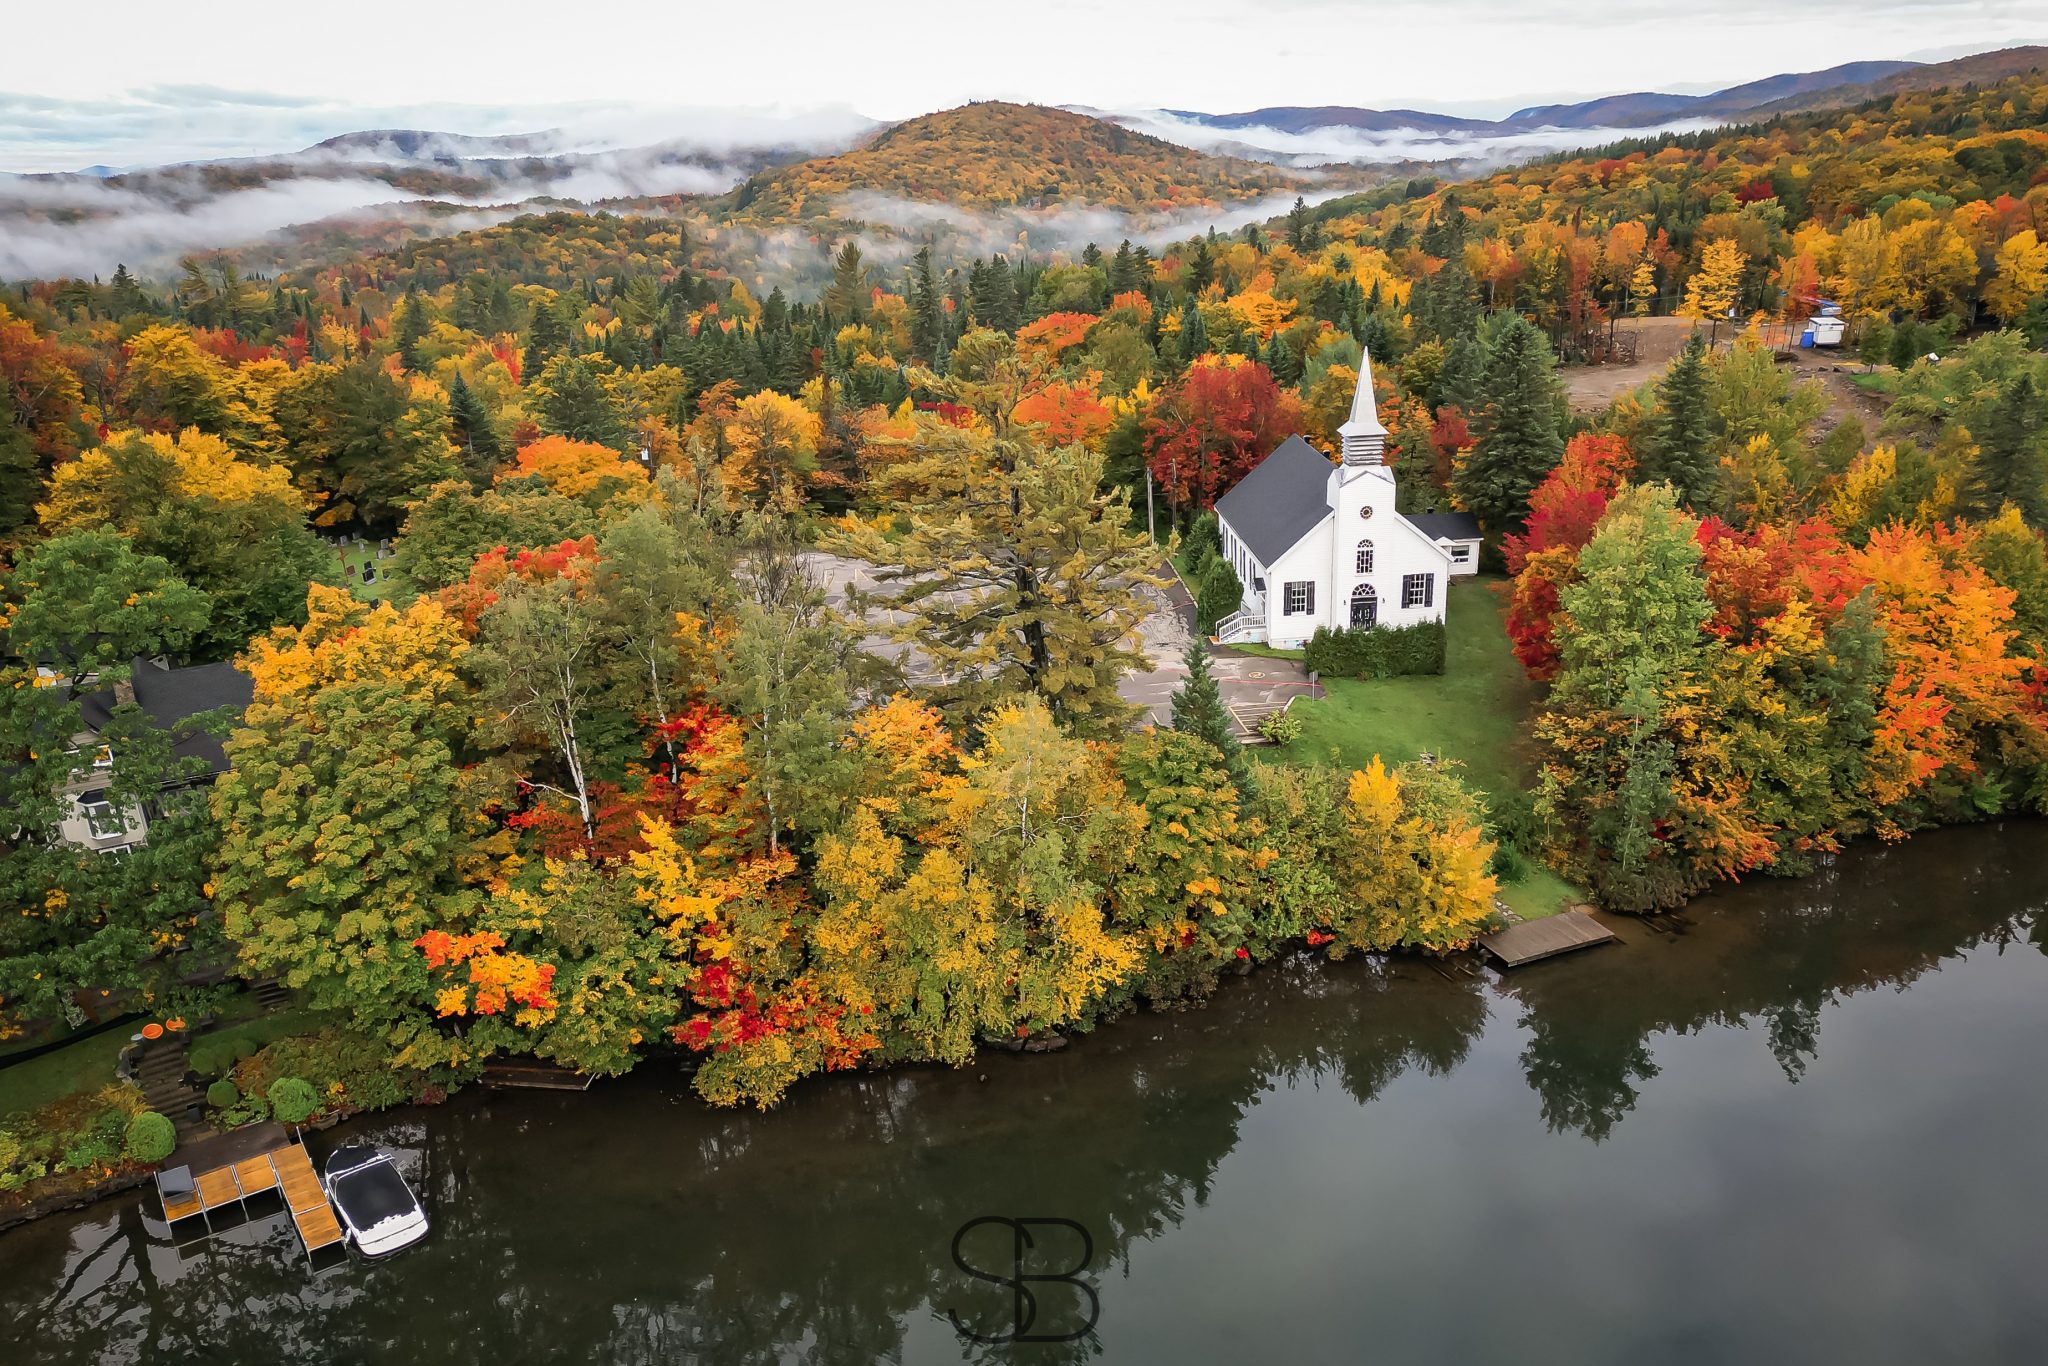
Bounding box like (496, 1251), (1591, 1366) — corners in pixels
(1184, 509), (1223, 567)
(221, 1094), (269, 1127)
(1195, 556), (1243, 634)
(1257, 708), (1303, 745)
(236, 1026), (422, 1116)
(205, 1079), (240, 1109)
(60, 1134), (118, 1172)
(0, 1087), (143, 1192)
(267, 1077), (319, 1126)
(1304, 621), (1446, 680)
(123, 1111), (177, 1165)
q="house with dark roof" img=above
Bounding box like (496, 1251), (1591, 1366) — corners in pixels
(1212, 346), (1481, 648)
(57, 657), (252, 854)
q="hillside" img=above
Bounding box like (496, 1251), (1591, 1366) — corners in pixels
(1753, 44), (2048, 116)
(1505, 58), (1921, 128)
(721, 102), (1302, 220)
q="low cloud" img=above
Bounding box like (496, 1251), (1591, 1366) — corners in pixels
(703, 186), (1373, 302)
(0, 152), (753, 280)
(0, 96), (881, 280)
(0, 87), (877, 174)
(1111, 108), (1730, 168)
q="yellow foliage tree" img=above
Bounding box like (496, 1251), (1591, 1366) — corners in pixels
(1985, 230), (2048, 324)
(1326, 757), (1499, 954)
(724, 390), (822, 511)
(1679, 238), (1748, 324)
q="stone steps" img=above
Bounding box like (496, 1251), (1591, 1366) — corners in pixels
(132, 1038), (208, 1139)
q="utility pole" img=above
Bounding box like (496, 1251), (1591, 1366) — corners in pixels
(1145, 468), (1157, 545)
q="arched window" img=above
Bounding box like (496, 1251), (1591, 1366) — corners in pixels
(1355, 539), (1375, 574)
(1350, 583), (1378, 629)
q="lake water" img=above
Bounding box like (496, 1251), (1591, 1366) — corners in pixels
(3, 823), (2045, 1365)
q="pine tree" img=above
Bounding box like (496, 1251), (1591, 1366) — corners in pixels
(909, 246), (945, 366)
(828, 340), (1162, 735)
(1640, 331), (1718, 510)
(446, 371), (506, 485)
(1285, 196), (1321, 252)
(823, 241), (869, 320)
(1969, 373), (2048, 525)
(394, 288), (429, 370)
(1188, 238), (1216, 293)
(535, 354), (632, 452)
(974, 255), (1020, 333)
(1109, 240), (1140, 295)
(1177, 302), (1209, 364)
(1423, 258), (1480, 344)
(1454, 314), (1563, 534)
(1170, 640), (1249, 787)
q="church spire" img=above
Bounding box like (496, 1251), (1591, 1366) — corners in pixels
(1338, 343), (1388, 467)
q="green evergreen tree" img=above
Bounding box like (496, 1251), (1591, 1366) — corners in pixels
(823, 241), (870, 320)
(1969, 373), (2048, 525)
(1454, 314), (1562, 533)
(909, 246), (945, 366)
(446, 371), (506, 485)
(1188, 237), (1216, 293)
(0, 420), (37, 540)
(1285, 196), (1321, 252)
(535, 354), (632, 452)
(1108, 240), (1141, 295)
(1640, 331), (1718, 509)
(974, 255), (1020, 333)
(393, 288), (429, 370)
(1177, 302), (1209, 364)
(1170, 640), (1249, 787)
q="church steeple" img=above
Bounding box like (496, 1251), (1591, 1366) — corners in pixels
(1338, 344), (1388, 468)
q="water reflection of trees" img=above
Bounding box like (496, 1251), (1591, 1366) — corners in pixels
(0, 958), (1491, 1366)
(1504, 823), (2044, 1142)
(0, 825), (2036, 1364)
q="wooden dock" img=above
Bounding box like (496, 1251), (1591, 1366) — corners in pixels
(156, 1124), (343, 1259)
(1479, 909), (1617, 967)
(481, 1058), (594, 1091)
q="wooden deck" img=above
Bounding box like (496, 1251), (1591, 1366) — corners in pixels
(156, 1133), (344, 1258)
(1479, 909), (1617, 967)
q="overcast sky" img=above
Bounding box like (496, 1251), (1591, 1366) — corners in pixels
(1, 0), (2041, 171)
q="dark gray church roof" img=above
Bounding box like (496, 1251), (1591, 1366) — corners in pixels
(80, 658), (253, 775)
(1214, 435), (1333, 564)
(1404, 511), (1483, 542)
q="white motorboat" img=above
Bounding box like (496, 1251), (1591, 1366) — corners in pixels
(322, 1145), (428, 1257)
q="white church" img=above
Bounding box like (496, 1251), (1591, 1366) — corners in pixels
(1213, 346), (1481, 649)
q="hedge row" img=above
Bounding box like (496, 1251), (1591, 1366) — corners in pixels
(1304, 621), (1446, 679)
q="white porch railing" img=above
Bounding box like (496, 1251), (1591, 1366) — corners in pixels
(1214, 609), (1266, 645)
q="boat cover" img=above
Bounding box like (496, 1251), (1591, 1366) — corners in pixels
(331, 1160), (416, 1231)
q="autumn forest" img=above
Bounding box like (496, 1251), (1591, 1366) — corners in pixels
(3, 57), (2047, 1206)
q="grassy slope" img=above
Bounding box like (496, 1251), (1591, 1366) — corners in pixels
(0, 1029), (130, 1118)
(1263, 576), (1581, 919)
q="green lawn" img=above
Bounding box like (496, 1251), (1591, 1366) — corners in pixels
(0, 1028), (131, 1118)
(1261, 576), (1581, 918)
(1848, 370), (1900, 394)
(1228, 642), (1306, 663)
